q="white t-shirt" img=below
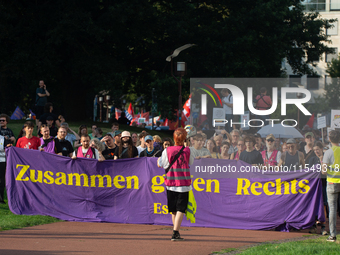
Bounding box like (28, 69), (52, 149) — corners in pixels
(137, 145), (146, 156)
(222, 94), (233, 115)
(158, 148), (194, 192)
(189, 147), (211, 158)
(73, 147), (99, 159)
(323, 148), (335, 165)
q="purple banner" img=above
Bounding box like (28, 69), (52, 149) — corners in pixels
(6, 147), (324, 231)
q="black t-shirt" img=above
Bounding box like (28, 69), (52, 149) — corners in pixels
(114, 146), (138, 159)
(39, 113), (58, 125)
(55, 139), (74, 157)
(0, 127), (15, 143)
(102, 147), (116, 160)
(239, 150), (264, 165)
(139, 148), (162, 157)
(41, 138), (62, 154)
(38, 126), (58, 138)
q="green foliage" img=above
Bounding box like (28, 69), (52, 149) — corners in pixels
(0, 1), (334, 119)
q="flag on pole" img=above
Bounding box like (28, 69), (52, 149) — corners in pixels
(182, 95), (191, 119)
(128, 103), (134, 118)
(115, 108), (122, 120)
(10, 106), (25, 120)
(306, 113), (315, 128)
(125, 110), (133, 121)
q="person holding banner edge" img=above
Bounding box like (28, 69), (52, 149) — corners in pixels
(157, 128), (194, 241)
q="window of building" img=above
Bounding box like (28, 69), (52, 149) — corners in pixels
(327, 20), (338, 35)
(326, 48), (338, 62)
(307, 75), (319, 90)
(301, 0), (326, 11)
(289, 75), (302, 87)
(330, 0), (340, 11)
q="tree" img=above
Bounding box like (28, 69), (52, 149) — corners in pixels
(0, 0), (335, 119)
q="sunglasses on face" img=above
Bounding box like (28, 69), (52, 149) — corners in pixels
(267, 139), (274, 142)
(0, 119), (6, 122)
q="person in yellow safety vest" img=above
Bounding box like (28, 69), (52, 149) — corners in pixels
(322, 130), (340, 242)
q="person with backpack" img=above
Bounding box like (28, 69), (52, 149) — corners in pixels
(72, 134), (103, 161)
(157, 128), (194, 241)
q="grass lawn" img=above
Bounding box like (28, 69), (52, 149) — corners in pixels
(213, 236), (339, 255)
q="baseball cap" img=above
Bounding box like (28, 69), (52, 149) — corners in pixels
(113, 130), (122, 137)
(286, 138), (296, 144)
(305, 132), (314, 138)
(144, 135), (153, 142)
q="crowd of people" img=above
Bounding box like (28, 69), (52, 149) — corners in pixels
(0, 82), (339, 241)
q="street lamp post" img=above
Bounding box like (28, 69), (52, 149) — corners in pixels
(99, 96), (103, 122)
(166, 44), (195, 128)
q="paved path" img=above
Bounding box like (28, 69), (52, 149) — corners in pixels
(0, 222), (322, 255)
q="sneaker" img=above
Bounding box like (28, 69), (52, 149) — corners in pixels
(321, 230), (329, 236)
(171, 233), (184, 241)
(327, 236), (336, 242)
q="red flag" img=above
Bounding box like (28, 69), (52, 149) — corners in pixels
(182, 96), (191, 119)
(128, 103), (134, 118)
(115, 108), (121, 120)
(163, 118), (169, 126)
(306, 113), (315, 128)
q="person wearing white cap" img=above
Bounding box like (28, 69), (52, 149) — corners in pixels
(139, 135), (162, 157)
(114, 131), (138, 159)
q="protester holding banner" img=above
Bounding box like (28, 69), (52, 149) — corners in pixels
(277, 139), (305, 171)
(189, 134), (211, 159)
(157, 128), (194, 241)
(39, 125), (61, 155)
(72, 134), (104, 161)
(139, 135), (162, 157)
(101, 134), (116, 160)
(16, 121), (40, 150)
(261, 134), (281, 169)
(55, 126), (74, 157)
(114, 131), (138, 159)
(239, 135), (264, 166)
(322, 130), (340, 242)
(137, 131), (148, 155)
